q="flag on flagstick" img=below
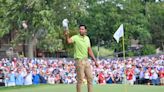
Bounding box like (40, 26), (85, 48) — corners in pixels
(113, 24), (124, 43)
(113, 24), (127, 92)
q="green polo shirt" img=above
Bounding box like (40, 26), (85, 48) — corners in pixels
(71, 34), (91, 59)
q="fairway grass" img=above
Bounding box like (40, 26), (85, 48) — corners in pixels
(0, 84), (164, 92)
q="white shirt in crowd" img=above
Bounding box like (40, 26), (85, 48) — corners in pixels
(48, 76), (55, 84)
(24, 72), (32, 85)
(151, 72), (158, 79)
(144, 72), (150, 79)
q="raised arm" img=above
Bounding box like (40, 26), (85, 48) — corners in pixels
(64, 31), (73, 44)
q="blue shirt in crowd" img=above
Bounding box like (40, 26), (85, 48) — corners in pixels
(15, 74), (24, 85)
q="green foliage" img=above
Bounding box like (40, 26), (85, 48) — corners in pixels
(147, 2), (164, 49)
(80, 0), (152, 52)
(126, 50), (141, 57)
(141, 44), (156, 55)
(0, 0), (88, 56)
(92, 46), (114, 58)
(127, 51), (135, 57)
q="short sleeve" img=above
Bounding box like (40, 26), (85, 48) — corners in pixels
(71, 35), (77, 43)
(87, 36), (91, 47)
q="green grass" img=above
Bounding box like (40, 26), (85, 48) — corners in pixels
(0, 84), (164, 92)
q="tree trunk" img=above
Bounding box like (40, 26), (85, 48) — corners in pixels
(27, 37), (37, 58)
(27, 40), (33, 58)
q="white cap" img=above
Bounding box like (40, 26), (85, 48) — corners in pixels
(62, 19), (69, 30)
(127, 65), (132, 68)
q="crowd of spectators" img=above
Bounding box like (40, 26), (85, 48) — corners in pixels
(0, 55), (163, 87)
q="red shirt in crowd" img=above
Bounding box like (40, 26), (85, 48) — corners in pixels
(126, 68), (134, 80)
(159, 70), (164, 78)
(98, 72), (105, 84)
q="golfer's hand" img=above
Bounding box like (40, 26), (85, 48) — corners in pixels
(64, 31), (69, 36)
(94, 61), (99, 68)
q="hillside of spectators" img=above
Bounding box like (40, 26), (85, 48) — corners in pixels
(0, 55), (163, 87)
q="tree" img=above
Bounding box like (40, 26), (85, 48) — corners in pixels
(81, 0), (151, 52)
(0, 0), (88, 58)
(36, 0), (88, 57)
(0, 0), (13, 37)
(147, 2), (164, 50)
(0, 0), (163, 58)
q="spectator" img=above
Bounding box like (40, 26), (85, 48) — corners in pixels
(32, 70), (40, 85)
(0, 54), (163, 86)
(159, 68), (164, 85)
(115, 73), (122, 84)
(15, 69), (24, 86)
(139, 67), (144, 84)
(144, 70), (150, 85)
(24, 69), (32, 85)
(7, 70), (16, 86)
(0, 69), (5, 86)
(126, 67), (134, 85)
(106, 73), (113, 84)
(151, 69), (159, 85)
(98, 70), (106, 85)
(54, 74), (61, 84)
(39, 72), (47, 84)
(93, 74), (98, 84)
(48, 74), (55, 84)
